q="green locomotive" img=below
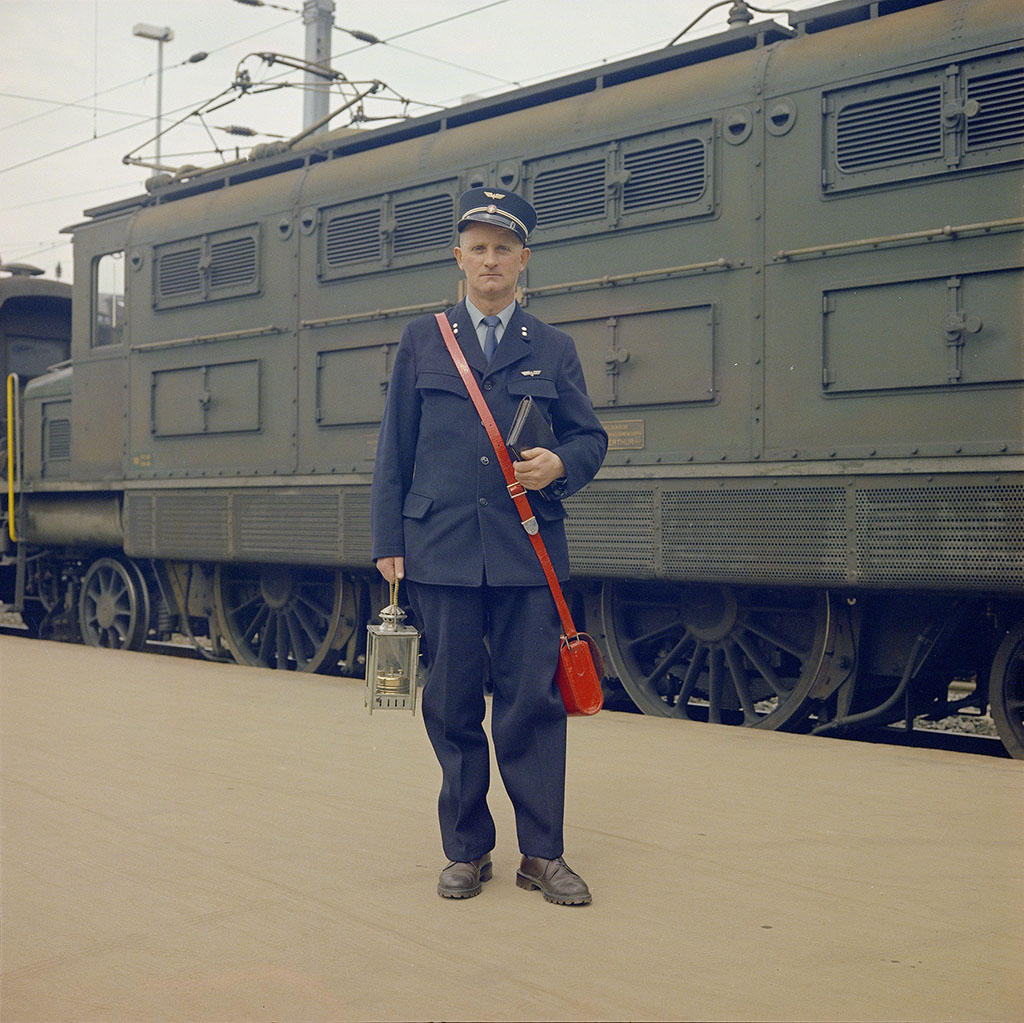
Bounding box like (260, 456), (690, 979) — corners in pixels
(3, 0), (1022, 755)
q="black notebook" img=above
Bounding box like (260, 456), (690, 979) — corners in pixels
(505, 396), (557, 461)
(505, 396), (562, 501)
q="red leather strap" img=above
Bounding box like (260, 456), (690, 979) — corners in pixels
(435, 312), (577, 637)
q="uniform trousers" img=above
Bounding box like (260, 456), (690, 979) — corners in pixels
(406, 580), (567, 863)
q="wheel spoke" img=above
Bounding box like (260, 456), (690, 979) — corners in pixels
(627, 616), (687, 654)
(285, 610), (309, 666)
(276, 613), (290, 668)
(242, 603), (270, 645)
(293, 599), (326, 646)
(673, 642), (706, 716)
(734, 629), (786, 698)
(740, 617), (808, 660)
(708, 648), (724, 723)
(644, 630), (695, 689)
(724, 639), (759, 723)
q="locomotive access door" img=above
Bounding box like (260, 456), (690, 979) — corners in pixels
(124, 191), (300, 482)
(760, 47), (1024, 464)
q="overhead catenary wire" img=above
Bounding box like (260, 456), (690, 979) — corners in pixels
(0, 1), (520, 175)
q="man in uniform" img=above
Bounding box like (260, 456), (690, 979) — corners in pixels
(371, 187), (607, 905)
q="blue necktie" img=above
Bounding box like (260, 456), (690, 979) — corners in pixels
(481, 315), (501, 362)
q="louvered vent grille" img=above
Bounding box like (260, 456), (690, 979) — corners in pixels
(966, 67), (1024, 149)
(623, 139), (706, 211)
(236, 491), (341, 560)
(158, 247), (202, 297)
(394, 194), (454, 254)
(46, 419), (71, 460)
(835, 86), (942, 171)
(325, 208), (382, 266)
(209, 236), (256, 288)
(342, 488), (372, 561)
(565, 490), (656, 574)
(125, 495), (154, 555)
(154, 494), (230, 558)
(856, 485), (1024, 586)
(662, 489), (848, 583)
(532, 160), (606, 226)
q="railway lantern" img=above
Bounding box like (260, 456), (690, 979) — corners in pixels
(365, 578), (420, 714)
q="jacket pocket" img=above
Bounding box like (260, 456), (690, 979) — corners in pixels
(402, 491), (433, 519)
(507, 376), (558, 400)
(416, 371), (468, 398)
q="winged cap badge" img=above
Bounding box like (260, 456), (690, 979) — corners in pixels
(483, 190), (506, 200)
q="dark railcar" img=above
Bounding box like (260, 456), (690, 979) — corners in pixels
(4, 0), (1023, 755)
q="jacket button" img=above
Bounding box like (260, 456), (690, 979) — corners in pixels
(483, 381), (493, 390)
(479, 497), (488, 506)
(480, 456), (489, 465)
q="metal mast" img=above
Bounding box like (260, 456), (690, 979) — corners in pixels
(303, 0), (336, 132)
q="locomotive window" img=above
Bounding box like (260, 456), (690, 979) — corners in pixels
(823, 50), (1024, 192)
(93, 251), (126, 347)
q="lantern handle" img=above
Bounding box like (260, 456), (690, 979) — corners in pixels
(390, 575), (399, 608)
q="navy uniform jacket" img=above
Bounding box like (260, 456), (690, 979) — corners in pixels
(371, 300), (607, 587)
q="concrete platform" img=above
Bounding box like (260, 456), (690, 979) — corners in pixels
(2, 635), (1022, 1022)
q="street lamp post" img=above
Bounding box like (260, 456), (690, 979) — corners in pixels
(133, 22), (174, 166)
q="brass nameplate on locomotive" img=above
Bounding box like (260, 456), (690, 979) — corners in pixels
(601, 419), (645, 451)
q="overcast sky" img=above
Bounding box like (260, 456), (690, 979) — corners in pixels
(1, 0), (818, 281)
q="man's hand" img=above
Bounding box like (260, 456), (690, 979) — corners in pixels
(376, 556), (405, 583)
(513, 447), (566, 491)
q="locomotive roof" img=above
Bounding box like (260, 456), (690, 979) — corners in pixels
(72, 0), (944, 228)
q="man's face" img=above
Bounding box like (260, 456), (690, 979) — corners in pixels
(454, 222), (531, 312)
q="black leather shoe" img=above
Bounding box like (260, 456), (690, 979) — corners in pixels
(516, 855), (591, 905)
(437, 853), (492, 899)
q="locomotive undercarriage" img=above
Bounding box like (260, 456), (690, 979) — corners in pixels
(594, 578), (1023, 756)
(5, 539), (1022, 757)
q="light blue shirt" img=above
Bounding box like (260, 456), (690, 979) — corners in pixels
(466, 297), (517, 356)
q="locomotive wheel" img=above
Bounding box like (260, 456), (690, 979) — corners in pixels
(989, 619), (1024, 759)
(78, 556), (151, 651)
(213, 563), (347, 672)
(600, 581), (833, 728)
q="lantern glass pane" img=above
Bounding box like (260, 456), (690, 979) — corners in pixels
(366, 621), (420, 713)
